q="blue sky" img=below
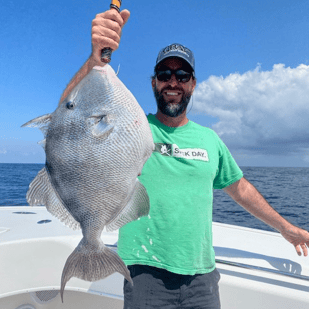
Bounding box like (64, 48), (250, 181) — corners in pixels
(1, 0), (309, 166)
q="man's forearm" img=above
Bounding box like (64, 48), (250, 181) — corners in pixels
(59, 56), (99, 104)
(223, 177), (292, 233)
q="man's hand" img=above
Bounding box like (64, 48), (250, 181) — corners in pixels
(91, 9), (130, 64)
(59, 9), (130, 104)
(280, 225), (309, 256)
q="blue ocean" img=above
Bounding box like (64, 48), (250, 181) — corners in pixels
(0, 163), (308, 232)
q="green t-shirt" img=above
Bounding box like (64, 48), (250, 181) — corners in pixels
(118, 114), (243, 275)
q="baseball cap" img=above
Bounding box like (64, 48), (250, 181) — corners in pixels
(155, 43), (195, 73)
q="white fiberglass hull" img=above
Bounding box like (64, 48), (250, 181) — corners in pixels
(0, 206), (308, 309)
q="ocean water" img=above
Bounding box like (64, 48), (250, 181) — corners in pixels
(0, 163), (44, 206)
(0, 163), (308, 232)
(213, 166), (309, 232)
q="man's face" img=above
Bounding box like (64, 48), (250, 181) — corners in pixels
(152, 57), (196, 118)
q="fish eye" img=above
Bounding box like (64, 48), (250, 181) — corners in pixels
(66, 101), (75, 110)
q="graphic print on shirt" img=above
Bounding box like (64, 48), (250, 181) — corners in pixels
(154, 143), (209, 162)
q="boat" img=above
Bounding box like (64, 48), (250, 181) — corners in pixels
(1, 206), (308, 309)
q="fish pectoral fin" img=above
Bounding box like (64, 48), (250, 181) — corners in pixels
(26, 167), (80, 230)
(106, 179), (150, 232)
(92, 116), (114, 138)
(60, 238), (132, 302)
(21, 113), (52, 137)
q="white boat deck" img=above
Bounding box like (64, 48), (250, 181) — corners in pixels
(1, 206), (308, 309)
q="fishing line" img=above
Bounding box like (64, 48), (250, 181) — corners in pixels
(116, 64), (121, 76)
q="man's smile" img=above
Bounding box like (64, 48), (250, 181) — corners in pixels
(162, 90), (183, 102)
(165, 91), (182, 96)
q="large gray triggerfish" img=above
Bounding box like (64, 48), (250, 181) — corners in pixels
(22, 65), (154, 301)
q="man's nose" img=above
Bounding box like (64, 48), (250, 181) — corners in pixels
(168, 74), (179, 86)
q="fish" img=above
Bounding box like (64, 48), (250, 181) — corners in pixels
(22, 64), (154, 301)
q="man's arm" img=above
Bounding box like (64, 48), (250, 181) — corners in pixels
(59, 9), (130, 104)
(223, 177), (309, 256)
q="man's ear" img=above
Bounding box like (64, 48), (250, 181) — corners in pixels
(151, 78), (156, 89)
(192, 78), (196, 93)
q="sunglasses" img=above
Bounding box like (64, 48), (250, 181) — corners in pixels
(156, 69), (193, 83)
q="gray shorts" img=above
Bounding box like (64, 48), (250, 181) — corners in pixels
(123, 265), (221, 309)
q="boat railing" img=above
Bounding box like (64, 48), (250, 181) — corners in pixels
(105, 244), (309, 282)
(215, 259), (309, 282)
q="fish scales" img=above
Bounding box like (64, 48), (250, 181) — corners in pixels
(22, 64), (154, 302)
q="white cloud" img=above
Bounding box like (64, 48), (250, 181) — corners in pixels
(0, 141), (44, 163)
(193, 63), (309, 156)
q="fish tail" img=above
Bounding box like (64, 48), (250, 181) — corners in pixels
(60, 237), (132, 302)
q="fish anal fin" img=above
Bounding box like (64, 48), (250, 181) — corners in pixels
(60, 238), (132, 302)
(106, 179), (150, 232)
(26, 167), (80, 230)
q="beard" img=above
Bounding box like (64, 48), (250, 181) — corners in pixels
(153, 85), (192, 118)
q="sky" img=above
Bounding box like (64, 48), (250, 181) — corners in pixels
(1, 0), (309, 167)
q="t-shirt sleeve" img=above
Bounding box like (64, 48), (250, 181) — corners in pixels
(213, 135), (243, 189)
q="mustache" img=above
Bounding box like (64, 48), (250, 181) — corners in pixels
(160, 86), (183, 93)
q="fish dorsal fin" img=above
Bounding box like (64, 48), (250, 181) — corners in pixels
(26, 167), (80, 230)
(21, 113), (52, 137)
(106, 179), (150, 232)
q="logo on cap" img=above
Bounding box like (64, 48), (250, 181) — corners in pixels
(155, 43), (195, 72)
(162, 44), (190, 58)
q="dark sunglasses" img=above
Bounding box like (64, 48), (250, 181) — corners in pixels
(156, 69), (193, 83)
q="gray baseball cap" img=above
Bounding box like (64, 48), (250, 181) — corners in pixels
(155, 43), (195, 73)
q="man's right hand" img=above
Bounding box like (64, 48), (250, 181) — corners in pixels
(91, 9), (130, 64)
(59, 9), (130, 103)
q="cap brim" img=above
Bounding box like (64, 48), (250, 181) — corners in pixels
(155, 53), (194, 72)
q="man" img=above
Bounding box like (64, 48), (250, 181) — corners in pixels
(61, 9), (309, 309)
